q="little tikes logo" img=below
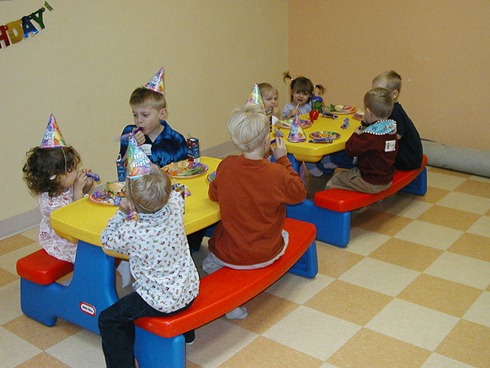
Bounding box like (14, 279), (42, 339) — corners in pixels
(80, 302), (96, 316)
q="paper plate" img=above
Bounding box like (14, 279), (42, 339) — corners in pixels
(89, 190), (123, 206)
(163, 161), (209, 178)
(309, 131), (341, 140)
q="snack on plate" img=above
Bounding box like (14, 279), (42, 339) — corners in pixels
(324, 104), (357, 114)
(163, 160), (208, 178)
(104, 182), (125, 197)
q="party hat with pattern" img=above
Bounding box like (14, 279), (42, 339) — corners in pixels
(287, 114), (306, 142)
(40, 114), (67, 148)
(126, 135), (152, 179)
(144, 67), (165, 95)
(245, 83), (264, 107)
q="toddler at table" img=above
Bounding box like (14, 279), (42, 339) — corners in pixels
(372, 70), (423, 170)
(119, 72), (205, 252)
(203, 104), (306, 319)
(281, 71), (325, 119)
(23, 117), (95, 263)
(258, 82), (280, 125)
(325, 88), (398, 194)
(119, 86), (188, 168)
(99, 165), (199, 367)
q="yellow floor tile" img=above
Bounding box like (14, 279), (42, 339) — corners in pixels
(436, 320), (490, 368)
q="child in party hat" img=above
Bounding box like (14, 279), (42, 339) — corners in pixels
(258, 82), (280, 125)
(22, 114), (95, 263)
(202, 104), (306, 319)
(118, 68), (205, 251)
(118, 67), (188, 168)
(99, 138), (199, 365)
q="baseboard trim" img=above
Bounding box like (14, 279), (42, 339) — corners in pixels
(1, 141), (239, 241)
(0, 208), (41, 240)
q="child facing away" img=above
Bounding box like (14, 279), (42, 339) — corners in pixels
(372, 70), (423, 170)
(23, 145), (94, 263)
(282, 72), (325, 119)
(203, 104), (306, 319)
(258, 82), (280, 125)
(325, 88), (398, 194)
(99, 165), (199, 367)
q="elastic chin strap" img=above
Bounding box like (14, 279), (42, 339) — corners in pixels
(50, 147), (68, 180)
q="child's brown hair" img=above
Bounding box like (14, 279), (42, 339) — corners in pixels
(23, 146), (81, 197)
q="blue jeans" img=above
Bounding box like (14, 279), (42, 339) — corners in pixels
(98, 291), (194, 368)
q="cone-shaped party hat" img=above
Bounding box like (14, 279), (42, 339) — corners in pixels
(144, 67), (165, 95)
(287, 114), (306, 142)
(245, 84), (264, 107)
(40, 114), (67, 148)
(126, 135), (152, 179)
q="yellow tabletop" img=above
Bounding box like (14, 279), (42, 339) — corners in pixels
(51, 157), (221, 250)
(274, 113), (358, 162)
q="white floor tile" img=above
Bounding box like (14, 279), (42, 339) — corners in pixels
(437, 192), (490, 215)
(263, 306), (361, 361)
(46, 329), (105, 368)
(0, 282), (23, 324)
(266, 273), (334, 305)
(427, 172), (467, 191)
(467, 216), (490, 238)
(464, 291), (490, 327)
(347, 228), (390, 256)
(366, 299), (459, 351)
(339, 258), (419, 297)
(394, 220), (464, 250)
(0, 327), (42, 368)
(425, 252), (490, 289)
(421, 353), (475, 368)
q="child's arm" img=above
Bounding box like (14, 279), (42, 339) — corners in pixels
(271, 136), (287, 161)
(73, 171), (89, 200)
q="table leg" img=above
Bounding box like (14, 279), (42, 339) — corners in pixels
(50, 241), (119, 334)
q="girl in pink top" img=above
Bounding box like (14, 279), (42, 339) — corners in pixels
(23, 146), (94, 262)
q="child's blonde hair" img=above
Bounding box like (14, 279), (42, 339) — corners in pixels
(258, 82), (277, 98)
(372, 70), (402, 94)
(228, 105), (269, 153)
(129, 87), (166, 110)
(125, 165), (171, 213)
(364, 88), (394, 119)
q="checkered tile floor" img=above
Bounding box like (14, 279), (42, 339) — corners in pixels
(1, 166), (489, 368)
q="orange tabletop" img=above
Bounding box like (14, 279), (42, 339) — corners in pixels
(50, 157), (221, 252)
(273, 113), (358, 162)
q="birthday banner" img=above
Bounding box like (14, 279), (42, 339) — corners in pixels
(0, 1), (53, 49)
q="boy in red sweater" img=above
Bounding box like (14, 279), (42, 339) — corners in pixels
(203, 104), (306, 319)
(326, 88), (398, 194)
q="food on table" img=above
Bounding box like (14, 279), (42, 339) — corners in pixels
(163, 160), (208, 178)
(104, 182), (125, 197)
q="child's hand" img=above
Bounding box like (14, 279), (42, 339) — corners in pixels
(272, 136), (287, 160)
(73, 171), (88, 200)
(80, 169), (95, 192)
(118, 198), (135, 215)
(133, 128), (145, 146)
(355, 126), (364, 135)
